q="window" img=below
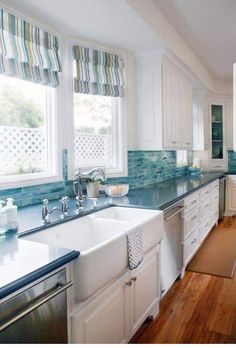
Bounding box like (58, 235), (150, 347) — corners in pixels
(0, 75), (56, 184)
(74, 93), (125, 176)
(176, 150), (188, 167)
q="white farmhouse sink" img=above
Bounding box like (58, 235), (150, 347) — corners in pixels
(22, 207), (163, 301)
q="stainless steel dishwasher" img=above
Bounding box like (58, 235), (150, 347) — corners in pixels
(160, 201), (184, 298)
(0, 269), (73, 343)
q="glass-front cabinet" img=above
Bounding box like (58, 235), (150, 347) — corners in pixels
(211, 104), (223, 159)
(208, 99), (227, 171)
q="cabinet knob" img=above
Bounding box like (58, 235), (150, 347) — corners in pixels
(131, 276), (137, 282)
(126, 279), (132, 286)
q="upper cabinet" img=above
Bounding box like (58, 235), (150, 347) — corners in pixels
(136, 53), (193, 150)
(193, 93), (233, 171)
(162, 59), (193, 150)
(193, 94), (209, 151)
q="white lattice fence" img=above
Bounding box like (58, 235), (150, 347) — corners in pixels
(0, 126), (112, 176)
(74, 131), (112, 169)
(0, 126), (46, 175)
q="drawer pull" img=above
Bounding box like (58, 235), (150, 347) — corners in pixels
(191, 200), (197, 204)
(126, 279), (132, 286)
(191, 215), (197, 221)
(205, 191), (210, 195)
(204, 203), (209, 208)
(131, 276), (137, 282)
(191, 238), (197, 244)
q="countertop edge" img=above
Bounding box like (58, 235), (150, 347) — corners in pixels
(159, 174), (224, 210)
(0, 250), (79, 300)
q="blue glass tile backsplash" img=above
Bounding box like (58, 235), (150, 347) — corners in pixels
(0, 150), (189, 207)
(108, 151), (189, 188)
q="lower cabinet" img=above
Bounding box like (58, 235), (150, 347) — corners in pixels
(129, 247), (160, 338)
(71, 245), (160, 344)
(182, 179), (219, 270)
(226, 175), (236, 214)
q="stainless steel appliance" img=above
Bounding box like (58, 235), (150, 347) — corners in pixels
(161, 200), (184, 298)
(0, 269), (72, 343)
(219, 176), (226, 219)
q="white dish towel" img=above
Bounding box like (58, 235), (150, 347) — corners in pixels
(127, 224), (144, 270)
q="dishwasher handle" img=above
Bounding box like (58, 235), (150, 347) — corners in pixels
(0, 281), (73, 333)
(164, 206), (184, 221)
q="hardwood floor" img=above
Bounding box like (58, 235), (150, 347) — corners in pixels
(131, 218), (236, 344)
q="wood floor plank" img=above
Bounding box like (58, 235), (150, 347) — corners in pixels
(208, 277), (236, 337)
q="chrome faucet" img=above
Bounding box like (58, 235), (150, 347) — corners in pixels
(60, 196), (70, 217)
(42, 199), (59, 223)
(73, 168), (105, 212)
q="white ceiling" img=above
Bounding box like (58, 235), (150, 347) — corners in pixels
(6, 0), (164, 52)
(154, 0), (236, 80)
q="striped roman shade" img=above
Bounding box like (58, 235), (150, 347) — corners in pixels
(73, 45), (124, 97)
(0, 9), (61, 87)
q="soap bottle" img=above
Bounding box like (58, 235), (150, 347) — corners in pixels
(6, 198), (19, 231)
(0, 200), (7, 236)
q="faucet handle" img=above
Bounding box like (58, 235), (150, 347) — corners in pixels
(60, 196), (69, 203)
(60, 196), (69, 216)
(75, 195), (85, 212)
(42, 199), (49, 206)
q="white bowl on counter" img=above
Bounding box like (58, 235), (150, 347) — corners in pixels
(105, 184), (129, 198)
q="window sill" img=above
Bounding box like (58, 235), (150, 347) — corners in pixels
(0, 174), (63, 191)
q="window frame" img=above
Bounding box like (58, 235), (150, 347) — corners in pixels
(71, 39), (127, 179)
(0, 85), (61, 190)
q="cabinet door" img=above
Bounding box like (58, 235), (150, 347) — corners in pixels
(129, 246), (160, 338)
(72, 272), (130, 344)
(163, 64), (192, 149)
(227, 183), (236, 213)
(163, 65), (178, 148)
(181, 78), (193, 148)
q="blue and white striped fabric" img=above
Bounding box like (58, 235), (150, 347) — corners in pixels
(73, 45), (124, 97)
(0, 9), (61, 87)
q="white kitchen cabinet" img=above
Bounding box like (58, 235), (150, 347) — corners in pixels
(207, 96), (233, 171)
(71, 245), (160, 344)
(182, 180), (219, 271)
(193, 94), (209, 151)
(136, 52), (193, 150)
(129, 247), (160, 338)
(71, 271), (130, 344)
(162, 58), (193, 150)
(226, 97), (233, 150)
(226, 175), (236, 214)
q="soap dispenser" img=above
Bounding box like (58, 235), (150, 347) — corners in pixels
(6, 198), (19, 231)
(0, 200), (7, 236)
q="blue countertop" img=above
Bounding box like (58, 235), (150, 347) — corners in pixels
(0, 171), (224, 299)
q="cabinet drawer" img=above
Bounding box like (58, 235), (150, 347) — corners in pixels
(211, 180), (219, 191)
(211, 205), (219, 224)
(200, 184), (211, 201)
(184, 227), (199, 265)
(200, 215), (211, 242)
(184, 207), (200, 240)
(212, 190), (219, 209)
(201, 196), (211, 220)
(184, 192), (200, 215)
